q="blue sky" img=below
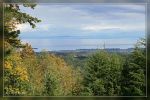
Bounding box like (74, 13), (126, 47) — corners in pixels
(18, 4), (145, 51)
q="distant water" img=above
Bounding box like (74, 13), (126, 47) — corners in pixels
(21, 38), (136, 52)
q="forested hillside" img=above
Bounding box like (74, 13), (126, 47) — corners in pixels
(4, 4), (146, 96)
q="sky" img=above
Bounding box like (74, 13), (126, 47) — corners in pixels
(18, 4), (145, 51)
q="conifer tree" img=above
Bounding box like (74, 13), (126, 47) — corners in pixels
(121, 39), (146, 96)
(4, 4), (41, 47)
(82, 51), (123, 96)
(4, 4), (41, 96)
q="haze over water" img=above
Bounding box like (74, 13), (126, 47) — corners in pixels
(18, 4), (145, 51)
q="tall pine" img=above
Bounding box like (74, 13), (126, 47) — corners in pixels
(121, 38), (146, 96)
(82, 51), (123, 96)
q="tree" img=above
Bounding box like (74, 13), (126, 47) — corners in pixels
(43, 72), (58, 96)
(20, 43), (43, 95)
(4, 4), (41, 47)
(4, 4), (41, 96)
(20, 43), (35, 59)
(4, 50), (29, 96)
(121, 39), (146, 96)
(82, 51), (123, 96)
(38, 51), (82, 96)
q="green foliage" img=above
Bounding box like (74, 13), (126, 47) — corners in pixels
(4, 41), (13, 56)
(4, 50), (29, 96)
(43, 72), (58, 96)
(82, 51), (123, 96)
(5, 44), (83, 96)
(121, 39), (146, 96)
(4, 4), (41, 47)
(63, 53), (87, 68)
(4, 3), (146, 96)
(4, 4), (42, 96)
(38, 51), (82, 96)
(20, 44), (44, 96)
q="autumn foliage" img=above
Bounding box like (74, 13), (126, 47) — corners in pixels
(4, 4), (146, 96)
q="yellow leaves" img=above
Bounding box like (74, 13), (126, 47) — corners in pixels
(14, 66), (29, 82)
(4, 50), (30, 96)
(5, 51), (29, 82)
(4, 61), (12, 69)
(20, 43), (35, 59)
(4, 49), (82, 96)
(42, 53), (82, 95)
(5, 57), (29, 82)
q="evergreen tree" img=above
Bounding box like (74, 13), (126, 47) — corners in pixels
(4, 4), (41, 96)
(82, 51), (123, 96)
(4, 4), (41, 47)
(121, 39), (146, 96)
(43, 72), (58, 96)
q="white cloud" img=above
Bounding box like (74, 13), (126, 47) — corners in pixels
(18, 4), (145, 51)
(81, 24), (120, 32)
(16, 23), (52, 33)
(19, 4), (145, 34)
(16, 24), (31, 32)
(81, 22), (145, 32)
(80, 38), (137, 45)
(21, 39), (53, 47)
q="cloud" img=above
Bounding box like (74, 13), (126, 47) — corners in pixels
(19, 4), (145, 34)
(81, 24), (120, 32)
(34, 0), (146, 3)
(16, 23), (52, 33)
(81, 22), (145, 32)
(18, 4), (145, 50)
